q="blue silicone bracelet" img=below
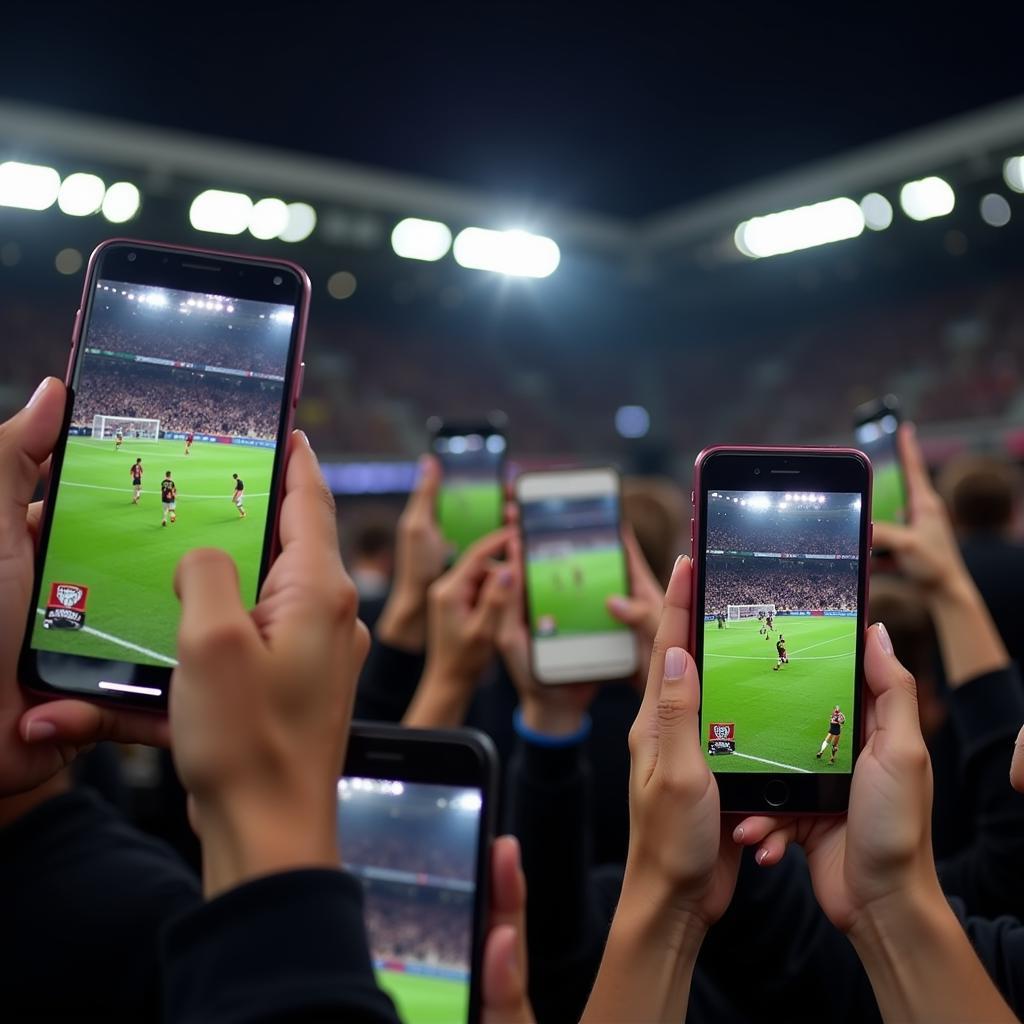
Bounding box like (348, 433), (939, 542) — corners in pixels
(513, 707), (592, 748)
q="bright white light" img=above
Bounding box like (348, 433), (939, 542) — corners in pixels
(860, 193), (893, 231)
(615, 405), (650, 439)
(391, 218), (453, 262)
(102, 182), (141, 223)
(852, 498), (862, 510)
(187, 298), (196, 307)
(779, 503), (789, 511)
(227, 305), (234, 312)
(453, 227), (560, 277)
(144, 292), (168, 307)
(249, 197), (289, 240)
(454, 791), (483, 812)
(1004, 157), (1024, 194)
(747, 495), (772, 510)
(486, 434), (507, 454)
(735, 197), (864, 259)
(271, 309), (294, 324)
(189, 189), (253, 235)
(279, 202), (317, 243)
(391, 782), (404, 795)
(0, 161), (61, 210)
(817, 494), (826, 503)
(980, 193), (1011, 228)
(448, 435), (468, 455)
(899, 176), (955, 222)
(57, 172), (105, 216)
(784, 493), (792, 501)
(740, 499), (748, 506)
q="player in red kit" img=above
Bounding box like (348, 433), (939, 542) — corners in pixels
(130, 458), (143, 505)
(817, 706), (846, 764)
(184, 431), (194, 456)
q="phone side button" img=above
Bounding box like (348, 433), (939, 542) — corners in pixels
(689, 517), (694, 554)
(293, 361), (305, 408)
(70, 308), (81, 347)
(763, 780), (789, 808)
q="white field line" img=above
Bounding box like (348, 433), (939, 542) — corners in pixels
(705, 651), (853, 661)
(728, 752), (812, 774)
(59, 481), (269, 500)
(35, 608), (177, 666)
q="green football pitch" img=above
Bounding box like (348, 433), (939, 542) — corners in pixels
(701, 615), (858, 774)
(30, 437), (275, 667)
(438, 481), (503, 554)
(871, 461), (905, 524)
(525, 545), (628, 636)
(376, 968), (468, 1023)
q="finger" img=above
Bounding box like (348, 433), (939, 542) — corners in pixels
(731, 816), (799, 864)
(174, 548), (258, 654)
(489, 836), (527, 974)
(1011, 725), (1024, 795)
(26, 499), (43, 544)
(897, 423), (934, 520)
(641, 555), (692, 704)
(606, 594), (656, 628)
(277, 431), (342, 557)
(864, 623), (921, 738)
(20, 701), (171, 748)
(482, 925), (532, 1023)
(468, 564), (516, 639)
(504, 500), (520, 527)
(407, 454), (442, 518)
(447, 526), (514, 586)
(650, 646), (703, 788)
(870, 521), (913, 554)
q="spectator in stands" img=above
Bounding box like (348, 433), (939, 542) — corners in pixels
(350, 522), (395, 607)
(705, 561), (858, 612)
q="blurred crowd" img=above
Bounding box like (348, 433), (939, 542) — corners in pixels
(364, 889), (472, 971)
(706, 510), (860, 556)
(704, 560), (859, 613)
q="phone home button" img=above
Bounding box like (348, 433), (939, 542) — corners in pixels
(763, 780), (789, 809)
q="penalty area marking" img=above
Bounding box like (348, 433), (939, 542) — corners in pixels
(59, 481), (270, 500)
(728, 752), (812, 774)
(35, 608), (177, 666)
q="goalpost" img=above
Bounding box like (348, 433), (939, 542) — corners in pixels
(92, 415), (161, 442)
(726, 604), (776, 627)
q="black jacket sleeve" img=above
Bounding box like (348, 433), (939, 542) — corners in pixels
(938, 665), (1024, 918)
(354, 638), (425, 722)
(162, 869), (399, 1024)
(951, 897), (1024, 1017)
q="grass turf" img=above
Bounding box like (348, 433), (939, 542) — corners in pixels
(701, 615), (857, 774)
(871, 461), (905, 524)
(438, 481), (503, 555)
(525, 545), (629, 636)
(31, 437), (275, 667)
(375, 968), (469, 1023)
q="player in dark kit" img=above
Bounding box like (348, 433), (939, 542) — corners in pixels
(184, 431), (194, 456)
(817, 705), (846, 764)
(161, 471), (177, 526)
(231, 473), (246, 519)
(114, 427), (124, 452)
(772, 633), (788, 671)
(130, 458), (143, 505)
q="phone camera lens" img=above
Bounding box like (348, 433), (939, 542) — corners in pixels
(127, 252), (137, 263)
(273, 275), (283, 285)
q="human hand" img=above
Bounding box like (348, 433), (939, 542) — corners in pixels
(1012, 724), (1024, 795)
(8, 379), (168, 800)
(607, 526), (665, 690)
(169, 432), (368, 897)
(376, 455), (448, 651)
(733, 624), (938, 934)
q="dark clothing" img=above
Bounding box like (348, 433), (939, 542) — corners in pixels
(235, 478), (244, 491)
(161, 479), (175, 502)
(960, 534), (1024, 673)
(828, 722), (841, 735)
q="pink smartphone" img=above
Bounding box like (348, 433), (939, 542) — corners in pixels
(691, 446), (872, 814)
(19, 239), (310, 712)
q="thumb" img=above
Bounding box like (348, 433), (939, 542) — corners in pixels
(470, 566), (516, 639)
(174, 549), (257, 656)
(408, 454), (441, 516)
(607, 594), (652, 628)
(864, 622), (921, 738)
(482, 925), (533, 1024)
(652, 645), (703, 785)
(21, 701), (171, 749)
(1011, 724), (1024, 795)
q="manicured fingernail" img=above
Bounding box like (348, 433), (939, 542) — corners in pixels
(26, 378), (51, 409)
(673, 554), (684, 572)
(24, 720), (57, 742)
(733, 825), (745, 842)
(665, 646), (686, 680)
(608, 596), (628, 613)
(876, 622), (894, 657)
(756, 848), (768, 865)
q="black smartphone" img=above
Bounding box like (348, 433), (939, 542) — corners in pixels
(853, 395), (905, 524)
(20, 239), (310, 711)
(341, 724), (497, 1024)
(692, 446), (872, 814)
(428, 418), (507, 555)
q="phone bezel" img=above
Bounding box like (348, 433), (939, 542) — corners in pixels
(19, 238), (311, 712)
(342, 723), (498, 1024)
(515, 466), (638, 685)
(691, 446), (872, 814)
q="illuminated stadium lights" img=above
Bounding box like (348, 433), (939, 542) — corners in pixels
(899, 176), (955, 222)
(453, 227), (561, 278)
(57, 172), (105, 216)
(615, 405), (650, 439)
(189, 189), (253, 235)
(269, 309), (294, 325)
(453, 791), (483, 812)
(391, 217), (453, 262)
(101, 182), (141, 223)
(0, 161), (60, 210)
(248, 197), (289, 240)
(860, 193), (893, 231)
(279, 202), (317, 243)
(1003, 156), (1024, 194)
(980, 193), (1012, 227)
(852, 498), (862, 510)
(734, 198), (864, 259)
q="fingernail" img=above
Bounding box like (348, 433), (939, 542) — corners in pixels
(665, 646), (686, 680)
(673, 554), (684, 572)
(756, 848), (768, 865)
(498, 568), (513, 588)
(24, 720), (57, 742)
(876, 622), (894, 657)
(608, 596), (628, 613)
(733, 824), (745, 842)
(1016, 723), (1024, 746)
(26, 378), (51, 409)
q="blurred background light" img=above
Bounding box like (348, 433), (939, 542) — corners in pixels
(1003, 156), (1024, 193)
(279, 201), (317, 242)
(980, 192), (1011, 227)
(391, 217), (453, 261)
(327, 270), (358, 299)
(614, 404), (651, 438)
(54, 247), (83, 275)
(0, 161), (60, 210)
(899, 176), (955, 221)
(57, 172), (105, 216)
(859, 192), (893, 231)
(189, 189), (252, 234)
(248, 197), (289, 240)
(101, 182), (141, 223)
(452, 227), (560, 277)
(735, 197), (864, 258)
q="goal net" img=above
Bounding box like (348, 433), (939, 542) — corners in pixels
(92, 415), (160, 441)
(726, 604), (776, 627)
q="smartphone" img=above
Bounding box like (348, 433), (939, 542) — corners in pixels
(692, 447), (872, 814)
(20, 239), (309, 711)
(429, 419), (507, 556)
(853, 395), (905, 524)
(516, 467), (638, 684)
(341, 724), (497, 1024)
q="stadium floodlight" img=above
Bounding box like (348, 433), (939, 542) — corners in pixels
(249, 197), (289, 240)
(0, 161), (61, 211)
(779, 503), (789, 511)
(980, 193), (1011, 227)
(734, 197), (864, 259)
(391, 217), (453, 262)
(747, 495), (772, 510)
(102, 182), (141, 223)
(279, 201), (317, 243)
(486, 434), (507, 454)
(852, 498), (862, 509)
(615, 405), (650, 439)
(189, 189), (252, 235)
(860, 193), (893, 231)
(1003, 156), (1024, 194)
(453, 791), (483, 812)
(453, 227), (561, 277)
(899, 176), (955, 222)
(57, 172), (106, 216)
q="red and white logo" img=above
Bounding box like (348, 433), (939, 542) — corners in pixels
(707, 722), (736, 756)
(43, 582), (89, 630)
(55, 584), (84, 608)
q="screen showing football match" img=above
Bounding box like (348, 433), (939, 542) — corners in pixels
(521, 493), (628, 641)
(855, 415), (904, 523)
(30, 279), (296, 670)
(339, 778), (481, 1024)
(433, 432), (505, 554)
(701, 490), (862, 774)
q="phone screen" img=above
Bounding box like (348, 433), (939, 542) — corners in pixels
(700, 489), (863, 774)
(854, 414), (904, 523)
(432, 431), (505, 554)
(339, 777), (483, 1024)
(30, 277), (298, 678)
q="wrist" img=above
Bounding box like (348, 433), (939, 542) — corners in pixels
(519, 698), (587, 737)
(614, 868), (709, 955)
(403, 665), (474, 728)
(847, 875), (947, 952)
(376, 590), (427, 652)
